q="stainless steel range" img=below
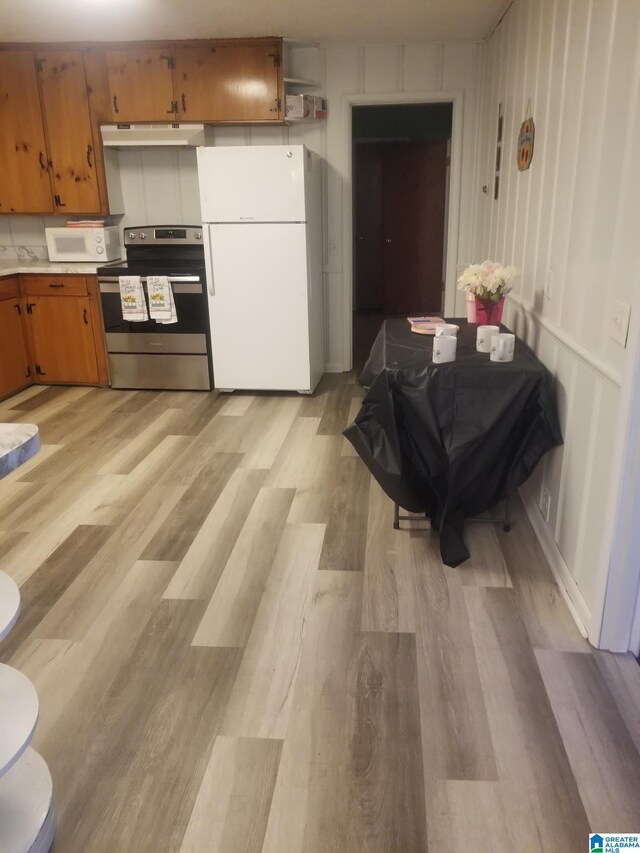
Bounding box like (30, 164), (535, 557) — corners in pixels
(98, 226), (213, 390)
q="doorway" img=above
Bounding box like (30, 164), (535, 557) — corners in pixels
(352, 103), (453, 368)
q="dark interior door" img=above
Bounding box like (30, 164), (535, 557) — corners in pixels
(353, 144), (384, 312)
(382, 141), (447, 314)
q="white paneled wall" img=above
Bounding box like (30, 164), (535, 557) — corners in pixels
(474, 0), (640, 646)
(321, 41), (482, 368)
(118, 148), (202, 231)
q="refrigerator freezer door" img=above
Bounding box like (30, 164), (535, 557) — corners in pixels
(208, 223), (312, 391)
(197, 145), (307, 223)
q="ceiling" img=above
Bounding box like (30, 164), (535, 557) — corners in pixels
(0, 0), (508, 45)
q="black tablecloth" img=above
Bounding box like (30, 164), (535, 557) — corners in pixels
(344, 319), (562, 566)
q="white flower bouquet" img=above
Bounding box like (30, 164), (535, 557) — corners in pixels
(457, 260), (519, 303)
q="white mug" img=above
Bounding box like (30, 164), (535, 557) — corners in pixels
(490, 333), (515, 362)
(435, 323), (460, 337)
(476, 325), (500, 353)
(433, 335), (457, 364)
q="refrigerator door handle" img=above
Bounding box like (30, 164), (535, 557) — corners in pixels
(202, 223), (215, 297)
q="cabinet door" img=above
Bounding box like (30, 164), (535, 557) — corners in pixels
(28, 296), (99, 384)
(36, 51), (101, 214)
(106, 48), (176, 121)
(0, 51), (54, 214)
(0, 298), (31, 399)
(174, 43), (282, 122)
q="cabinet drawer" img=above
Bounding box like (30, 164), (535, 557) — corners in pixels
(22, 275), (88, 296)
(0, 278), (20, 301)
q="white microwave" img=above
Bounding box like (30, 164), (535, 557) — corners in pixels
(45, 226), (121, 262)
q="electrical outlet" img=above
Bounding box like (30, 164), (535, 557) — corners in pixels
(545, 268), (554, 301)
(540, 488), (551, 523)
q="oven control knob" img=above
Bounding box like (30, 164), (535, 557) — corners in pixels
(128, 232), (136, 240)
(139, 232), (147, 239)
(95, 235), (103, 243)
(195, 231), (202, 239)
(96, 246), (104, 254)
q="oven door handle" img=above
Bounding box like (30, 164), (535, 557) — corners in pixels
(203, 223), (215, 298)
(98, 278), (203, 293)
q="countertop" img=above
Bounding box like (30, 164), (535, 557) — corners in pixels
(0, 260), (101, 277)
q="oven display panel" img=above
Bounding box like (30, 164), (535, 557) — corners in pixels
(154, 228), (187, 239)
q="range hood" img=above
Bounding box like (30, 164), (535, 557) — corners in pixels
(100, 123), (210, 148)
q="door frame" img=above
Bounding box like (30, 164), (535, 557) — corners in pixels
(342, 90), (464, 370)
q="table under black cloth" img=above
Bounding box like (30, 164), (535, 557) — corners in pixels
(344, 319), (562, 566)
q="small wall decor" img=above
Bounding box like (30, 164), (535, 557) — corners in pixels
(494, 103), (503, 199)
(517, 99), (535, 171)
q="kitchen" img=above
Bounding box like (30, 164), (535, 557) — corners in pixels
(2, 2), (640, 852)
(0, 39), (326, 399)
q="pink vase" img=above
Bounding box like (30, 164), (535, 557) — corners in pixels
(475, 296), (505, 326)
(466, 293), (477, 323)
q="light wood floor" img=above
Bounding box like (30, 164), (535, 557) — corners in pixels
(1, 376), (639, 852)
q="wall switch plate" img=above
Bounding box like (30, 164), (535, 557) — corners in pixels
(611, 300), (631, 347)
(545, 268), (553, 301)
(540, 487), (551, 522)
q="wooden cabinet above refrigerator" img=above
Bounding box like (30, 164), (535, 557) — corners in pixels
(97, 38), (283, 123)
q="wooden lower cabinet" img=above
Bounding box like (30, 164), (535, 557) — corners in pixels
(27, 295), (99, 384)
(13, 274), (109, 389)
(0, 280), (31, 400)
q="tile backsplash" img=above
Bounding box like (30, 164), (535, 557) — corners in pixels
(0, 217), (51, 259)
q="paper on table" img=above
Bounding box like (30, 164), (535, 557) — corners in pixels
(408, 315), (445, 335)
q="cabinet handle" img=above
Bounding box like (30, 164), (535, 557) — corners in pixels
(181, 93), (187, 113)
(167, 100), (177, 114)
(26, 303), (36, 314)
(14, 303), (21, 315)
(113, 95), (119, 114)
(36, 364), (46, 377)
(87, 144), (93, 168)
(83, 308), (89, 325)
(160, 54), (174, 69)
(39, 151), (46, 171)
(54, 194), (66, 207)
(48, 283), (65, 289)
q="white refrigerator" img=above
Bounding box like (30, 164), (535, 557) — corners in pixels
(196, 144), (325, 393)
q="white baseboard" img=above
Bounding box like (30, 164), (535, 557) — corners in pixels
(325, 363), (346, 373)
(519, 481), (591, 641)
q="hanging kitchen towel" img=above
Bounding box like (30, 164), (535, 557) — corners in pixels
(119, 276), (148, 321)
(147, 275), (177, 324)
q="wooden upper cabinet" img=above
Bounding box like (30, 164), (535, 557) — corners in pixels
(105, 47), (176, 122)
(36, 51), (101, 214)
(0, 51), (53, 214)
(173, 42), (282, 122)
